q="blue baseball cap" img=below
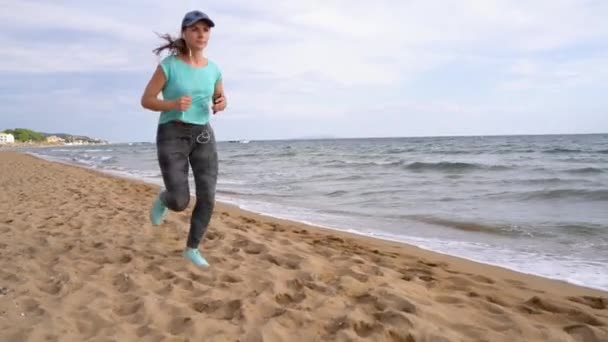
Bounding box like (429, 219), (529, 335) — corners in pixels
(181, 10), (215, 28)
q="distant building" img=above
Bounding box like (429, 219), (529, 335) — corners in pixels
(46, 135), (65, 144)
(0, 133), (15, 144)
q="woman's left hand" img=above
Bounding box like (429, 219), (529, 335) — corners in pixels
(212, 95), (226, 114)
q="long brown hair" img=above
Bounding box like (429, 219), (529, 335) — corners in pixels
(152, 31), (188, 56)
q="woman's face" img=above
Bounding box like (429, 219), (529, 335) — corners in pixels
(182, 21), (211, 51)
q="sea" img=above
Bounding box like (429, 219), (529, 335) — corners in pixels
(23, 134), (608, 291)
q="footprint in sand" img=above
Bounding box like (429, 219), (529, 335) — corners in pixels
(38, 276), (66, 296)
(326, 316), (413, 341)
(521, 296), (604, 326)
(568, 296), (607, 310)
(504, 278), (529, 289)
(339, 269), (369, 283)
(563, 324), (602, 342)
(469, 274), (495, 285)
(155, 283), (174, 296)
(290, 272), (328, 294)
(378, 292), (418, 314)
(244, 280), (275, 298)
(0, 270), (22, 284)
(351, 293), (384, 310)
(40, 334), (59, 342)
(434, 295), (465, 305)
(172, 276), (195, 291)
(388, 331), (417, 342)
(167, 316), (194, 336)
(484, 295), (509, 308)
(278, 238), (292, 246)
(205, 231), (225, 241)
(146, 265), (177, 282)
(268, 223), (286, 232)
(444, 275), (476, 293)
(275, 281), (307, 306)
(262, 253), (302, 270)
(191, 299), (244, 321)
(418, 259), (447, 268)
(286, 278), (305, 292)
(232, 235), (267, 255)
(476, 299), (508, 316)
(38, 281), (61, 296)
(449, 323), (489, 341)
(135, 325), (161, 339)
(350, 289), (419, 327)
(399, 267), (437, 286)
(239, 216), (257, 225)
(326, 236), (345, 245)
(220, 273), (242, 284)
(243, 242), (267, 255)
(372, 310), (412, 328)
(75, 310), (112, 339)
(324, 316), (350, 335)
(19, 298), (46, 317)
(356, 264), (384, 277)
(353, 320), (384, 338)
(112, 273), (136, 294)
(312, 246), (334, 258)
(565, 310), (605, 327)
(113, 297), (143, 317)
(187, 271), (215, 287)
(118, 254), (133, 264)
(225, 221), (249, 232)
(222, 246), (246, 261)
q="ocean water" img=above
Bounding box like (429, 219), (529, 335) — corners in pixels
(25, 134), (608, 291)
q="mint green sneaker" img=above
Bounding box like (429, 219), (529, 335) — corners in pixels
(149, 192), (168, 225)
(183, 248), (209, 267)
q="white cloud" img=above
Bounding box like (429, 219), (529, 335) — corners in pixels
(0, 42), (138, 73)
(501, 53), (608, 92)
(3, 1), (607, 78)
(510, 61), (538, 76)
(0, 1), (151, 42)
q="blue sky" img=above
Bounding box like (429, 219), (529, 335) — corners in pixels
(1, 0), (607, 143)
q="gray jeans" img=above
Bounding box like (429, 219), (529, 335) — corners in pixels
(156, 121), (218, 248)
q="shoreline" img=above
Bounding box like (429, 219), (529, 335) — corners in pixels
(25, 149), (608, 293)
(218, 198), (608, 293)
(1, 151), (607, 341)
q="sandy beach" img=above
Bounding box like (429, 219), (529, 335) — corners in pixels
(1, 151), (607, 341)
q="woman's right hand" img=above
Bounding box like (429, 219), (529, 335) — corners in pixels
(173, 96), (192, 111)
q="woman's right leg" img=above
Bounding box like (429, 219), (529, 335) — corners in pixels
(155, 122), (192, 213)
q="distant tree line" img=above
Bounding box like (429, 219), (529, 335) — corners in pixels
(1, 128), (106, 144)
(2, 128), (45, 142)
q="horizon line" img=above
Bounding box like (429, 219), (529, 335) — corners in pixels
(102, 131), (608, 144)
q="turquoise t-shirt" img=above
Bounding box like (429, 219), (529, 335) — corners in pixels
(158, 54), (222, 125)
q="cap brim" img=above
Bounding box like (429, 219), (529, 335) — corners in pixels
(183, 18), (215, 28)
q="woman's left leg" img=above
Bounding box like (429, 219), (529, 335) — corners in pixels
(187, 123), (219, 250)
